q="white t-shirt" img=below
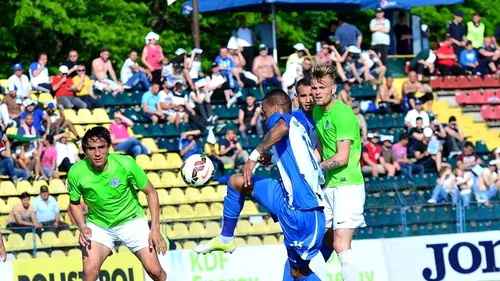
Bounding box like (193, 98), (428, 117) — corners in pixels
(29, 62), (50, 86)
(404, 109), (430, 128)
(159, 90), (185, 106)
(237, 28), (253, 47)
(7, 74), (31, 99)
(370, 18), (391, 46)
(55, 142), (77, 166)
(120, 58), (137, 84)
(361, 51), (378, 69)
(188, 60), (202, 79)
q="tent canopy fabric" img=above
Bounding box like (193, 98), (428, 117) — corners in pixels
(362, 0), (464, 10)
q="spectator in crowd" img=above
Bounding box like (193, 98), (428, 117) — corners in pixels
(456, 141), (483, 177)
(370, 8), (390, 65)
(414, 127), (444, 172)
(238, 94), (264, 139)
(73, 65), (100, 109)
(444, 116), (465, 157)
(338, 81), (352, 107)
(215, 47), (237, 89)
(318, 20), (337, 46)
(20, 99), (47, 135)
(340, 46), (367, 84)
(352, 101), (367, 143)
(381, 136), (400, 177)
(284, 43), (313, 83)
(187, 79), (216, 126)
(18, 112), (41, 137)
(429, 119), (447, 142)
(110, 111), (150, 158)
(404, 99), (430, 128)
(63, 50), (81, 78)
(466, 12), (485, 49)
(171, 48), (187, 87)
(179, 128), (201, 160)
(161, 56), (174, 88)
(44, 102), (79, 138)
(316, 43), (336, 66)
(92, 48), (124, 96)
(362, 133), (387, 177)
(3, 86), (23, 127)
(460, 41), (485, 75)
(436, 35), (466, 76)
(394, 12), (412, 55)
(185, 49), (204, 89)
(219, 129), (248, 169)
(6, 192), (41, 237)
(255, 12), (277, 55)
(205, 62), (236, 108)
(476, 160), (499, 204)
(410, 43), (437, 81)
(52, 65), (86, 109)
(7, 63), (31, 100)
(54, 133), (79, 172)
(392, 134), (424, 179)
(142, 32), (163, 84)
(39, 135), (58, 180)
(227, 41), (256, 88)
(300, 57), (313, 81)
(0, 135), (29, 182)
(234, 15), (254, 71)
(478, 36), (500, 74)
(428, 166), (459, 204)
(158, 85), (184, 128)
(172, 83), (208, 131)
(204, 129), (225, 176)
(377, 76), (402, 113)
(402, 71), (434, 111)
(252, 44), (282, 88)
(408, 117), (426, 150)
(361, 48), (387, 84)
(335, 17), (362, 50)
(120, 49), (152, 91)
(29, 53), (51, 93)
(446, 10), (467, 56)
(141, 82), (164, 123)
(33, 186), (68, 231)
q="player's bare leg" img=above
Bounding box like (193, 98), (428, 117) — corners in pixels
(135, 247), (167, 281)
(82, 241), (112, 281)
(333, 228), (357, 281)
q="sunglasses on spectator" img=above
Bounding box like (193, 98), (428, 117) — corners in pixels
(77, 69), (85, 72)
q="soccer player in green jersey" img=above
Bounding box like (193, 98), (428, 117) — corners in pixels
(0, 230), (6, 262)
(311, 64), (366, 281)
(67, 127), (167, 281)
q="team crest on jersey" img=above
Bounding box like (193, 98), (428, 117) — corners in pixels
(325, 121), (330, 130)
(110, 177), (120, 188)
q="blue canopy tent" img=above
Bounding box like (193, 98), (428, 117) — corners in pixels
(362, 0), (463, 10)
(182, 0), (369, 61)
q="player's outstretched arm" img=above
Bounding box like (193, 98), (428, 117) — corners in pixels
(0, 230), (6, 262)
(69, 201), (92, 247)
(142, 182), (167, 255)
(320, 140), (351, 171)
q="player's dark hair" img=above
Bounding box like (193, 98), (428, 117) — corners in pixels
(20, 192), (29, 199)
(82, 126), (111, 150)
(263, 89), (292, 114)
(296, 78), (310, 93)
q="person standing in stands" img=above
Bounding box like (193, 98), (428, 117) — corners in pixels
(394, 12), (413, 55)
(234, 15), (254, 71)
(142, 32), (163, 84)
(370, 8), (391, 65)
(446, 10), (467, 56)
(466, 12), (485, 50)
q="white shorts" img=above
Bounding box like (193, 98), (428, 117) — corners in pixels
(87, 218), (150, 253)
(94, 79), (119, 92)
(323, 184), (367, 230)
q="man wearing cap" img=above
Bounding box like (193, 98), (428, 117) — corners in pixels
(341, 45), (369, 85)
(29, 53), (52, 93)
(33, 186), (68, 232)
(402, 70), (434, 111)
(352, 101), (367, 143)
(381, 135), (399, 177)
(436, 35), (466, 76)
(121, 49), (152, 91)
(92, 48), (124, 96)
(285, 43), (313, 77)
(370, 8), (390, 65)
(7, 63), (32, 100)
(51, 65), (87, 110)
(252, 44), (282, 88)
(335, 16), (362, 51)
(466, 12), (485, 49)
(404, 99), (430, 128)
(446, 10), (467, 56)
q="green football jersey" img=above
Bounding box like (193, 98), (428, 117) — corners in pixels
(67, 153), (148, 228)
(313, 100), (364, 187)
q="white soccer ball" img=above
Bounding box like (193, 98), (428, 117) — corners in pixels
(181, 154), (215, 187)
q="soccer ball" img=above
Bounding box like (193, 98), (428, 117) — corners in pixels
(181, 154), (215, 187)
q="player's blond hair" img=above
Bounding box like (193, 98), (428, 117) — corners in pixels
(311, 63), (337, 81)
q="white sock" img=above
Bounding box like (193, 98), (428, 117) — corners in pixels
(338, 249), (358, 281)
(218, 235), (234, 244)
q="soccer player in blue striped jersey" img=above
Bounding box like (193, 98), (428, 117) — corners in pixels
(195, 89), (325, 281)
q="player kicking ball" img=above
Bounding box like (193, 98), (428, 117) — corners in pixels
(195, 89), (326, 280)
(311, 64), (366, 281)
(67, 127), (167, 281)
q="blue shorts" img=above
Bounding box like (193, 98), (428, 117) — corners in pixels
(252, 177), (325, 269)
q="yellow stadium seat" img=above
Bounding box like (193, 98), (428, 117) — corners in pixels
(0, 215), (7, 227)
(36, 252), (50, 259)
(0, 200), (9, 214)
(216, 185), (227, 198)
(234, 237), (246, 247)
(185, 188), (200, 203)
(147, 172), (165, 188)
(162, 206), (179, 221)
(38, 93), (54, 105)
(188, 222), (206, 238)
(251, 220), (270, 235)
(204, 221), (220, 237)
(178, 204), (195, 219)
(77, 109), (94, 124)
(7, 234), (28, 251)
(278, 234), (284, 243)
(169, 188), (186, 204)
(151, 154), (168, 170)
(175, 242), (183, 249)
(73, 125), (85, 138)
(6, 197), (21, 211)
(247, 236), (263, 246)
(50, 250), (66, 258)
(57, 194), (70, 211)
(93, 108), (110, 123)
(136, 155), (152, 170)
(0, 80), (8, 88)
(194, 203), (211, 218)
(241, 201), (258, 216)
(6, 127), (18, 135)
(183, 241), (197, 249)
(235, 220), (252, 236)
(32, 180), (49, 193)
(161, 172), (177, 188)
(17, 180), (37, 195)
(137, 192), (148, 207)
(59, 230), (78, 247)
(263, 235), (279, 245)
(49, 179), (66, 194)
(25, 233), (48, 249)
(156, 189), (169, 205)
(0, 181), (19, 196)
(268, 219), (282, 233)
(67, 248), (82, 257)
(170, 223), (189, 239)
(63, 109), (79, 124)
(173, 172), (187, 187)
(199, 186), (218, 202)
(16, 252), (33, 259)
(209, 202), (223, 217)
(41, 232), (60, 247)
(142, 138), (166, 153)
(166, 153), (183, 170)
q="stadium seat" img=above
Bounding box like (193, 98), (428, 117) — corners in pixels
(241, 201), (258, 216)
(172, 172), (187, 187)
(235, 220), (252, 236)
(49, 179), (66, 194)
(16, 252), (33, 260)
(188, 222), (206, 238)
(475, 141), (489, 154)
(50, 250), (66, 258)
(142, 138), (166, 153)
(57, 194), (70, 211)
(151, 154), (168, 170)
(67, 249), (82, 257)
(199, 186), (219, 202)
(63, 109), (79, 124)
(0, 200), (9, 214)
(93, 108), (110, 123)
(166, 153), (183, 169)
(194, 203), (211, 218)
(157, 189), (169, 205)
(137, 192), (148, 207)
(469, 90), (486, 105)
(263, 235), (278, 245)
(170, 223), (189, 239)
(0, 181), (19, 196)
(36, 251), (51, 259)
(251, 220), (270, 235)
(209, 202), (223, 217)
(178, 204), (195, 219)
(136, 155), (152, 170)
(25, 233), (48, 249)
(455, 91), (470, 105)
(6, 234), (28, 251)
(247, 236), (263, 245)
(204, 221), (220, 237)
(232, 237), (246, 247)
(161, 172), (177, 188)
(162, 206), (179, 221)
(59, 230), (78, 247)
(185, 188), (201, 203)
(183, 241), (197, 249)
(147, 172), (165, 188)
(169, 188), (187, 204)
(6, 197), (21, 212)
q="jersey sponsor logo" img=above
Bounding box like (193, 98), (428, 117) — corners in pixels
(110, 177), (120, 188)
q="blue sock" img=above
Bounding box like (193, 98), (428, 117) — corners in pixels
(221, 183), (245, 238)
(296, 271), (321, 281)
(282, 260), (294, 281)
(320, 243), (334, 262)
